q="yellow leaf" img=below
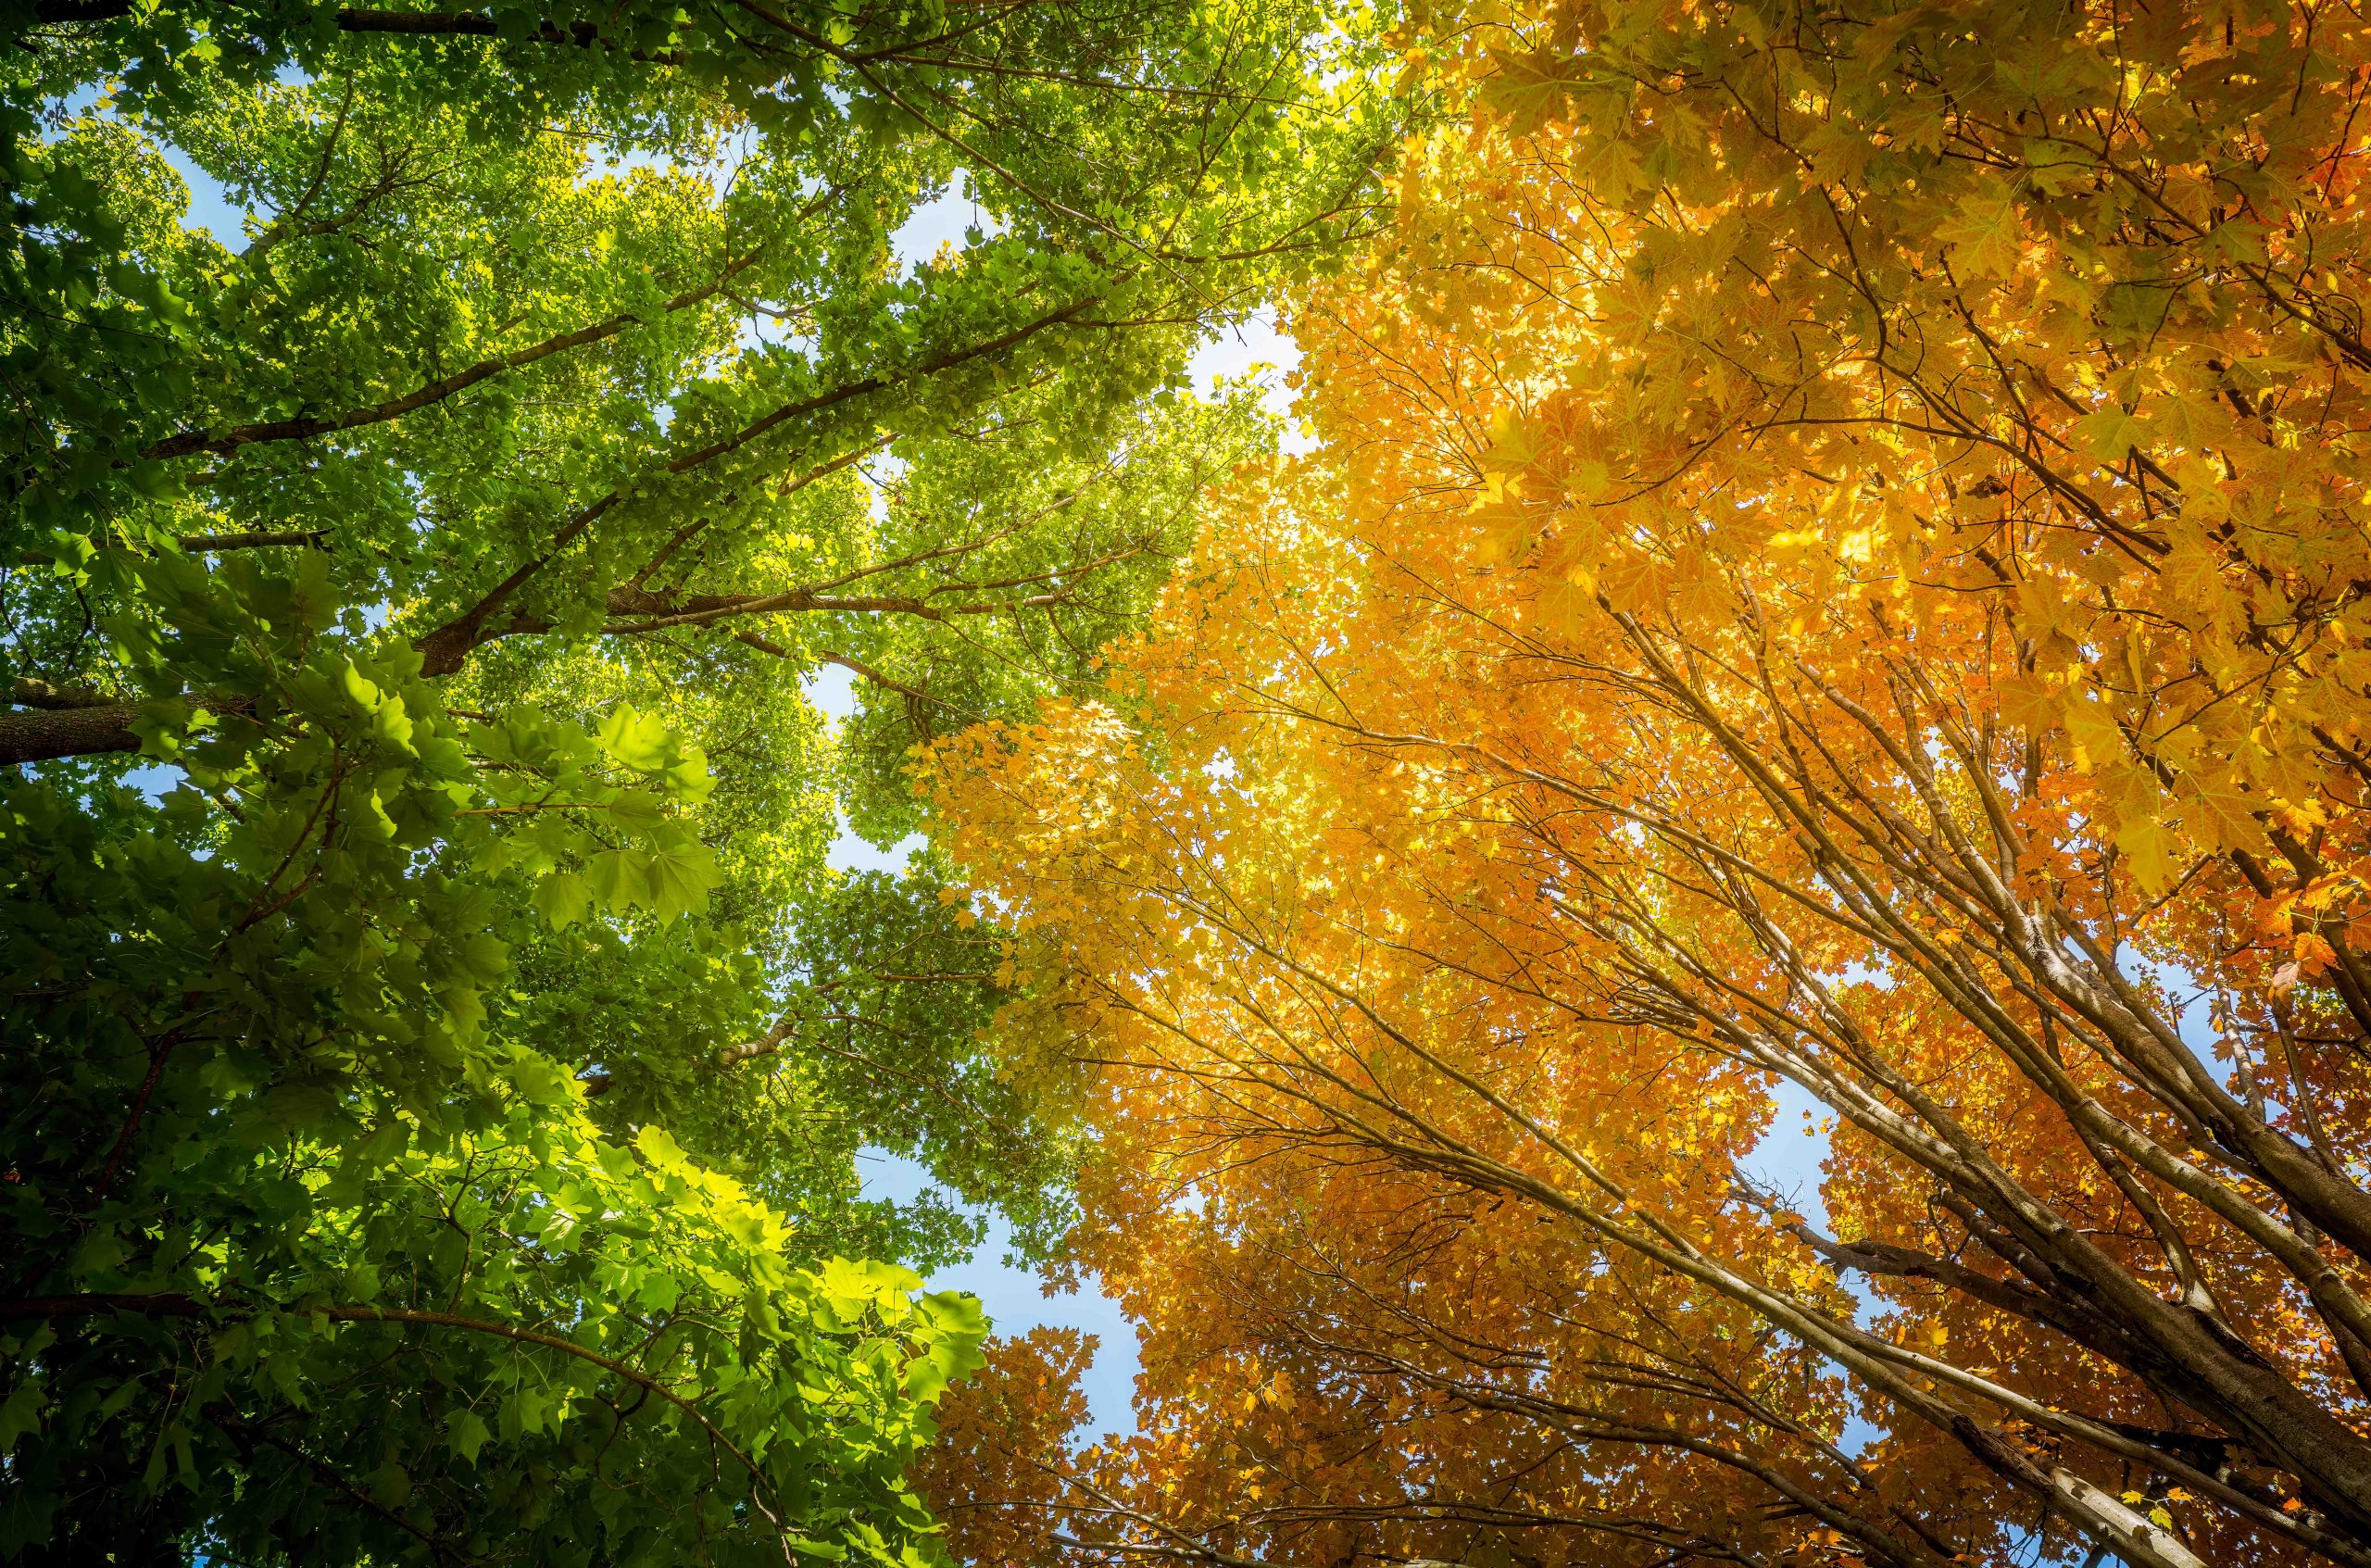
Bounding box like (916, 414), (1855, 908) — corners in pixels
(2064, 695), (2124, 769)
(1996, 672), (2063, 730)
(2115, 814), (2177, 896)
(2181, 774), (2271, 854)
(1938, 193), (2023, 280)
(2096, 759), (2163, 827)
(2076, 406), (2150, 461)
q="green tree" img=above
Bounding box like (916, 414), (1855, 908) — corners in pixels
(0, 0), (1400, 1559)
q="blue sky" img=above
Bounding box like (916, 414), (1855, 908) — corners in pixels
(805, 663), (1151, 1436)
(857, 1144), (1144, 1437)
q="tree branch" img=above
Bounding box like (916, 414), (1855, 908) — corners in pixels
(10, 676), (116, 710)
(181, 529), (332, 552)
(0, 692), (256, 766)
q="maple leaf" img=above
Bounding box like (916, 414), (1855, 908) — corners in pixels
(1938, 193), (2024, 280)
(2116, 813), (2178, 895)
(1481, 47), (1587, 136)
(1997, 672), (2064, 730)
(2181, 774), (2273, 854)
(2076, 406), (2151, 461)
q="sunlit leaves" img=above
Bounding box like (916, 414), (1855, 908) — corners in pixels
(4, 0), (1395, 1557)
(910, 0), (2371, 1562)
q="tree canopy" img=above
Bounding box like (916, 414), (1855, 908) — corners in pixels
(36, 0), (2371, 1564)
(916, 0), (2371, 1564)
(0, 0), (1400, 1560)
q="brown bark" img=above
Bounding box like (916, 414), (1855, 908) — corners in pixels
(179, 530), (331, 552)
(28, 4), (684, 58)
(0, 703), (144, 765)
(11, 676), (115, 710)
(1, 692), (255, 766)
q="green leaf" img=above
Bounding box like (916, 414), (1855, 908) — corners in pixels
(446, 1408), (491, 1464)
(508, 1049), (572, 1105)
(341, 661), (383, 713)
(636, 1123), (689, 1171)
(644, 837), (721, 922)
(583, 848), (647, 914)
(596, 704), (675, 772)
(0, 1380), (48, 1456)
(368, 1461), (412, 1509)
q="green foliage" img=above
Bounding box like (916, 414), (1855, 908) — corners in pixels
(0, 0), (1400, 1558)
(0, 1092), (987, 1566)
(0, 581), (958, 1560)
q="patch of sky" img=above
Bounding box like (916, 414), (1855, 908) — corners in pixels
(121, 762), (179, 802)
(1737, 1074), (1886, 1455)
(1184, 308), (1311, 455)
(1826, 958), (1895, 991)
(889, 171), (1006, 275)
(800, 662), (925, 874)
(858, 1144), (1142, 1439)
(856, 448), (906, 526)
(52, 69), (311, 251)
(2117, 948), (2232, 1085)
(829, 821), (926, 876)
(52, 88), (239, 244)
(159, 141), (248, 248)
(1737, 1074), (1832, 1233)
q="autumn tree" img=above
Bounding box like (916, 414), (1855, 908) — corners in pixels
(0, 0), (1403, 1560)
(921, 0), (2371, 1564)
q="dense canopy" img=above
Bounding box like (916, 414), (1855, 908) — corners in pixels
(21, 0), (2371, 1565)
(917, 0), (2371, 1565)
(1, 0), (1396, 1561)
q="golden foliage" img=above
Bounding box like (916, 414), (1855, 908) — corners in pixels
(919, 0), (2371, 1562)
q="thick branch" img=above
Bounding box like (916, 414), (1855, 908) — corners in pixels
(28, 5), (684, 56)
(0, 703), (142, 765)
(181, 529), (331, 551)
(11, 676), (116, 710)
(0, 692), (255, 766)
